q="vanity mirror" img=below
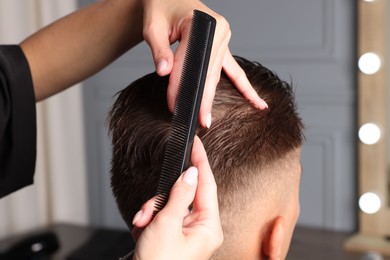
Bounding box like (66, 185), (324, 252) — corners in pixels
(345, 0), (390, 255)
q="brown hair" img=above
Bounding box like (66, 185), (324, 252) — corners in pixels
(108, 56), (304, 229)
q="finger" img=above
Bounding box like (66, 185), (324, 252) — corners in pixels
(132, 196), (156, 228)
(190, 137), (219, 217)
(132, 167), (196, 240)
(131, 197), (156, 242)
(143, 16), (174, 76)
(182, 137), (223, 252)
(166, 24), (190, 112)
(160, 166), (199, 221)
(223, 50), (268, 109)
(198, 23), (231, 128)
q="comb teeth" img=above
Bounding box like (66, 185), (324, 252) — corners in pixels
(153, 10), (216, 216)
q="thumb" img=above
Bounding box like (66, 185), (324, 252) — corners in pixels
(160, 167), (199, 219)
(143, 19), (174, 76)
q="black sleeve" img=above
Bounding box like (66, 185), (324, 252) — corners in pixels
(0, 45), (36, 198)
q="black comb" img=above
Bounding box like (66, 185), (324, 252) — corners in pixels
(153, 10), (216, 216)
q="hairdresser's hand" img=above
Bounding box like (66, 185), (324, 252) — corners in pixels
(131, 137), (223, 260)
(142, 0), (267, 128)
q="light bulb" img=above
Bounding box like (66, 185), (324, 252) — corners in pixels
(358, 123), (381, 145)
(358, 52), (381, 75)
(359, 192), (381, 214)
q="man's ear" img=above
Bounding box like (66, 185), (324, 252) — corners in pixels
(262, 216), (285, 260)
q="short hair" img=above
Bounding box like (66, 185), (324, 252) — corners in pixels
(108, 56), (304, 230)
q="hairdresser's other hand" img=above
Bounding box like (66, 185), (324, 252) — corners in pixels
(131, 137), (223, 260)
(142, 0), (267, 128)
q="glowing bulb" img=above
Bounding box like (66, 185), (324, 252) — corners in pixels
(358, 123), (381, 145)
(363, 0), (376, 2)
(358, 52), (381, 75)
(359, 192), (381, 214)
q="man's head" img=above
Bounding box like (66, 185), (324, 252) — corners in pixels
(109, 56), (304, 259)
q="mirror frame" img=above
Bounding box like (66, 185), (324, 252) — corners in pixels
(345, 0), (390, 255)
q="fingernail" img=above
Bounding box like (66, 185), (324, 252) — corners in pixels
(132, 209), (143, 225)
(261, 99), (269, 109)
(182, 167), (198, 186)
(252, 97), (268, 110)
(157, 59), (168, 74)
(206, 113), (212, 128)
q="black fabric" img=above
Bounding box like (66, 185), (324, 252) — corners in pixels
(0, 45), (36, 198)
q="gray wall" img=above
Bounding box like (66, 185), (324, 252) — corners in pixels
(80, 0), (357, 231)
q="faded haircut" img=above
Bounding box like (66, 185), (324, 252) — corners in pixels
(108, 56), (304, 229)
